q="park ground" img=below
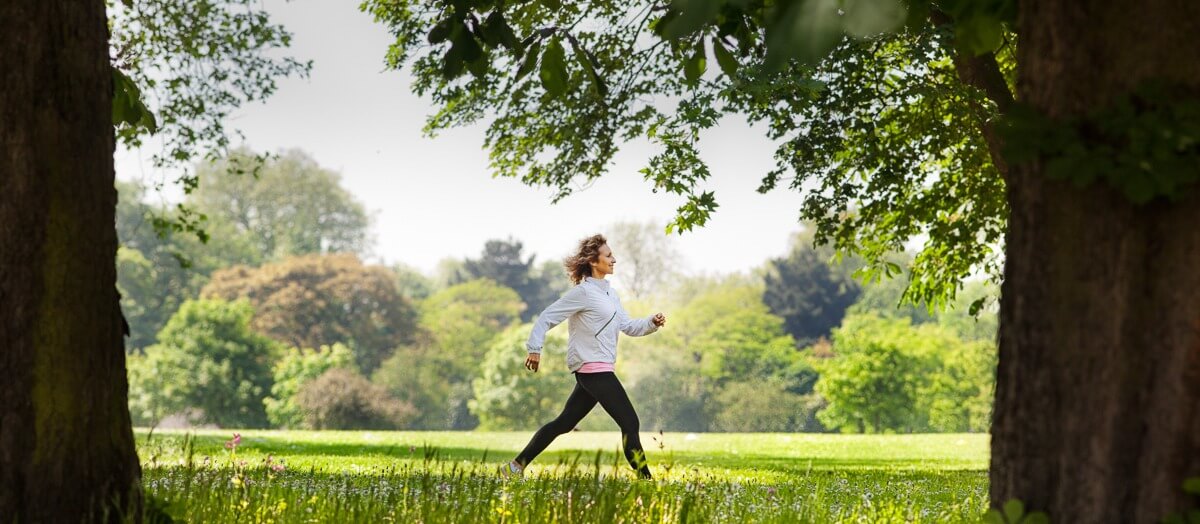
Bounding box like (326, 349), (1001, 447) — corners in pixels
(137, 430), (989, 523)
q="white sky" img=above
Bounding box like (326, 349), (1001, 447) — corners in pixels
(115, 0), (810, 277)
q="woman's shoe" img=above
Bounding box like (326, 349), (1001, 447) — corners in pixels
(498, 460), (524, 479)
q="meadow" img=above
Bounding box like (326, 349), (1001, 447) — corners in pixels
(137, 430), (990, 523)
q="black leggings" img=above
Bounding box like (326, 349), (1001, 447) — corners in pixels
(514, 372), (651, 479)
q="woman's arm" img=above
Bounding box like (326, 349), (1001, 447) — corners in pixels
(617, 298), (666, 336)
(526, 285), (588, 354)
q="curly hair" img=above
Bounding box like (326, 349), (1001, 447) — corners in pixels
(564, 234), (607, 285)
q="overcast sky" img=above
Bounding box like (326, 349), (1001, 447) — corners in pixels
(115, 0), (811, 277)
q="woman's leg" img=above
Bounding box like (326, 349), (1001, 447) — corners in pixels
(576, 372), (652, 479)
(514, 378), (597, 467)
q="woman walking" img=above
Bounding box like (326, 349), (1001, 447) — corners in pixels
(500, 234), (666, 479)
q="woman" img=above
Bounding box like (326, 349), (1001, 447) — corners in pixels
(500, 234), (667, 479)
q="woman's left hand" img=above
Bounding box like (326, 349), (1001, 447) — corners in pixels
(652, 313), (667, 327)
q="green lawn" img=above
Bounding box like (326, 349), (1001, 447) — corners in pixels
(137, 429), (990, 523)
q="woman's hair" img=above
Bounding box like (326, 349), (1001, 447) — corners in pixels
(564, 234), (607, 285)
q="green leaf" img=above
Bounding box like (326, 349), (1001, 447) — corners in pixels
(661, 0), (722, 40)
(1021, 512), (1050, 524)
(111, 67), (157, 134)
(1183, 477), (1200, 495)
(956, 14), (1005, 55)
(842, 0), (908, 39)
(442, 45), (465, 79)
(515, 40), (542, 81)
(980, 509), (1006, 524)
(764, 0), (842, 70)
(428, 18), (454, 44)
(711, 37), (739, 79)
(683, 44), (706, 83)
(568, 38), (607, 97)
(538, 38), (568, 97)
(1002, 499), (1024, 523)
(453, 27), (483, 62)
(481, 12), (520, 50)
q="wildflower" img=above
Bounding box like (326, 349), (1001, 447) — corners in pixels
(272, 463), (286, 473)
(225, 433), (242, 450)
(232, 475), (243, 487)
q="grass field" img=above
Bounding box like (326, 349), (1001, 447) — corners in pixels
(137, 430), (990, 523)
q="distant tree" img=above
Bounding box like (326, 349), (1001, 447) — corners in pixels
(189, 149), (372, 261)
(297, 368), (416, 430)
(201, 253), (417, 373)
(470, 325), (574, 430)
(815, 313), (991, 433)
(711, 380), (824, 433)
(607, 220), (682, 300)
(372, 280), (525, 430)
(392, 262), (435, 301)
(130, 299), (280, 428)
(116, 179), (260, 350)
(420, 279), (526, 361)
(264, 343), (356, 429)
(459, 238), (558, 321)
(661, 279), (810, 389)
(372, 337), (455, 429)
(763, 232), (862, 347)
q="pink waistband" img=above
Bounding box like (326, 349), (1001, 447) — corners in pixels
(576, 362), (615, 373)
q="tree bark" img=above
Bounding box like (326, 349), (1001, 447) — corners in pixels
(0, 0), (142, 521)
(993, 1), (1200, 521)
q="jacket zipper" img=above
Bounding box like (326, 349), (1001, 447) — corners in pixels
(594, 311), (617, 338)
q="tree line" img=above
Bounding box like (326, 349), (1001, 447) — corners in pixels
(121, 149), (996, 434)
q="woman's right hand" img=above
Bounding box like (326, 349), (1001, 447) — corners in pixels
(525, 352), (540, 373)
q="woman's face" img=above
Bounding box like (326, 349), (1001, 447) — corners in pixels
(590, 244), (616, 277)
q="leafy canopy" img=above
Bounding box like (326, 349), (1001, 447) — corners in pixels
(363, 0), (1016, 307)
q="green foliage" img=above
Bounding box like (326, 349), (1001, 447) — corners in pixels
(111, 67), (157, 137)
(762, 231), (862, 347)
(372, 341), (457, 430)
(660, 278), (808, 387)
(130, 299), (280, 428)
(457, 238), (562, 322)
(372, 279), (524, 429)
(1002, 83), (1200, 204)
(188, 149), (373, 260)
(108, 0), (310, 208)
(201, 253), (418, 373)
(420, 279), (526, 361)
(116, 179), (260, 350)
(711, 380), (824, 432)
(815, 313), (995, 433)
(392, 263), (436, 301)
(263, 344), (356, 429)
(364, 0), (1013, 309)
(981, 499), (1050, 524)
(296, 368), (416, 430)
(470, 324), (575, 430)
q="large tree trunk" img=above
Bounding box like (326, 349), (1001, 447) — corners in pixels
(993, 1), (1200, 521)
(0, 0), (142, 521)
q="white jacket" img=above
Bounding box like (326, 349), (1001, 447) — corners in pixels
(526, 276), (659, 372)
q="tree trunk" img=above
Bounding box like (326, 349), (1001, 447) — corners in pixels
(0, 0), (142, 521)
(993, 1), (1200, 521)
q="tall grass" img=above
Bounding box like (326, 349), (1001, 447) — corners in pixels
(137, 430), (989, 523)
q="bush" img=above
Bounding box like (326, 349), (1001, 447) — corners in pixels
(264, 343), (355, 428)
(711, 381), (825, 433)
(469, 324), (574, 430)
(128, 299), (279, 428)
(296, 368), (416, 429)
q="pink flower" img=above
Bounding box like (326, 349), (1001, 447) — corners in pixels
(271, 463), (286, 473)
(225, 433), (242, 449)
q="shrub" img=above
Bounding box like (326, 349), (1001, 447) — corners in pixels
(296, 368), (416, 429)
